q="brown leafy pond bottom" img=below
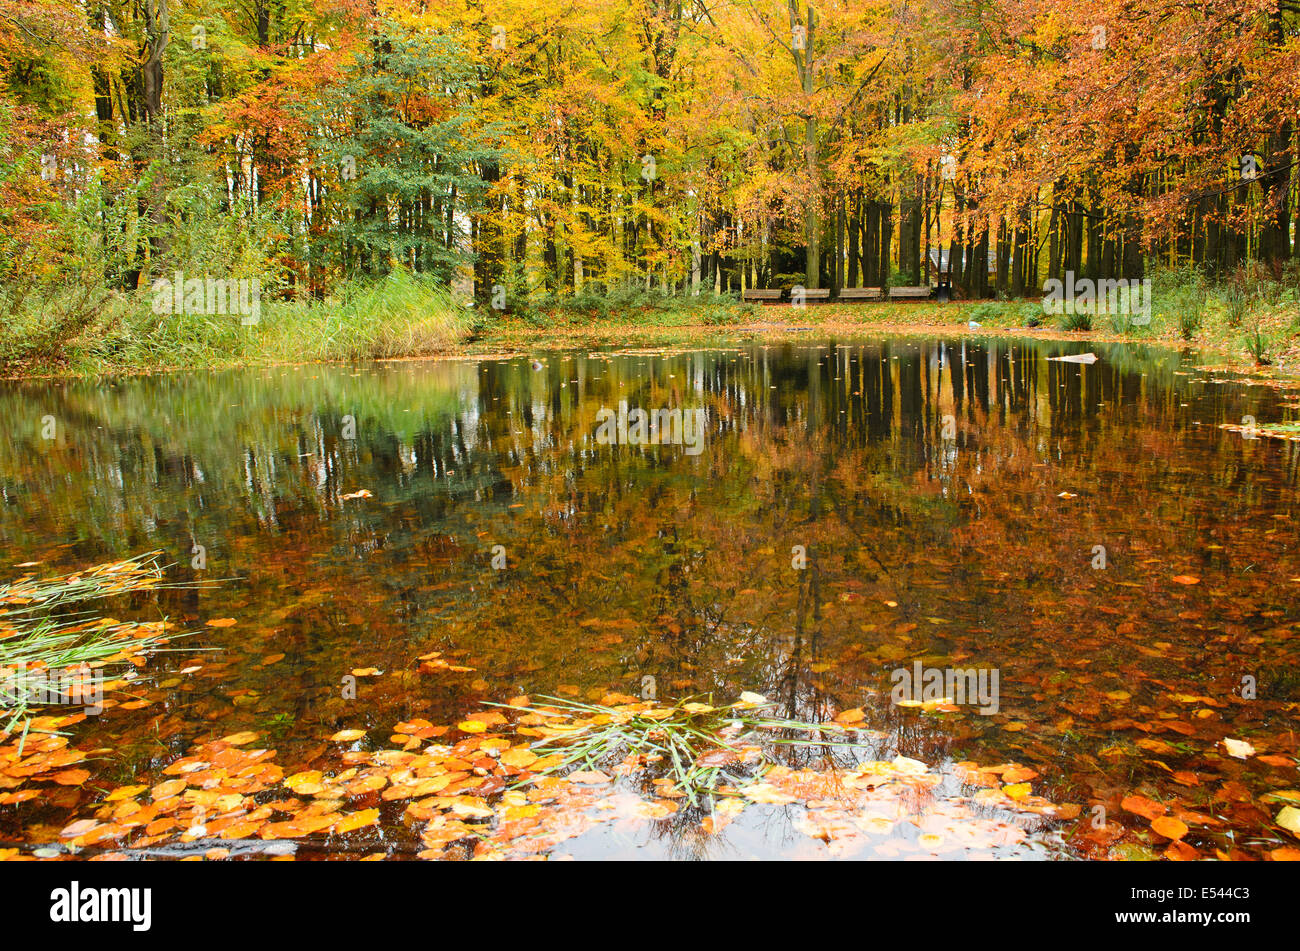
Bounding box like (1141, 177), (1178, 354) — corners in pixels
(0, 335), (1298, 861)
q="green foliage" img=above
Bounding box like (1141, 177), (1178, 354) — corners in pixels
(965, 301), (1042, 326)
(336, 269), (468, 358)
(1224, 285), (1249, 329)
(1059, 309), (1092, 332)
(19, 269), (468, 373)
(300, 22), (503, 282)
(1242, 322), (1275, 365)
(1175, 292), (1206, 341)
(1151, 270), (1207, 341)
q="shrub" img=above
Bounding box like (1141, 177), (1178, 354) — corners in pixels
(1059, 310), (1092, 331)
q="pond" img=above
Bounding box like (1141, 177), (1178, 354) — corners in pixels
(2, 336), (1298, 861)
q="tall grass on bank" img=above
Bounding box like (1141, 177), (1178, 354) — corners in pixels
(1244, 321), (1276, 365)
(0, 553), (187, 736)
(940, 264), (1299, 364)
(1, 269), (471, 375)
(80, 270), (469, 371)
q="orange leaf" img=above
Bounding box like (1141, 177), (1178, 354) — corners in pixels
(500, 748), (538, 768)
(1151, 815), (1189, 840)
(1121, 794), (1167, 821)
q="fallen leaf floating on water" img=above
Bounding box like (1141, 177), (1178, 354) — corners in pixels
(220, 732), (259, 746)
(1151, 816), (1189, 840)
(417, 655), (476, 674)
(1047, 353), (1098, 364)
(16, 678), (1293, 862)
(1170, 575), (1201, 585)
(333, 809), (380, 835)
(1121, 795), (1167, 821)
(1276, 806), (1300, 836)
(741, 783), (797, 804)
(340, 489), (373, 500)
(206, 618), (237, 628)
(1222, 738), (1256, 759)
(566, 770), (612, 784)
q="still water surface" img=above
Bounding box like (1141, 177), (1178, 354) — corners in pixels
(2, 336), (1298, 859)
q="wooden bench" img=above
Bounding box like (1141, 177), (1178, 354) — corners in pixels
(741, 289), (783, 304)
(792, 287), (831, 304)
(838, 287), (883, 301)
(888, 286), (932, 300)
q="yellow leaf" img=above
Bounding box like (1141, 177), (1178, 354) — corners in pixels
(105, 785), (148, 802)
(502, 804), (540, 820)
(332, 809), (379, 834)
(285, 770), (325, 794)
(330, 730), (366, 742)
(1276, 806), (1300, 835)
(741, 782), (796, 804)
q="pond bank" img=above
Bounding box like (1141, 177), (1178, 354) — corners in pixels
(6, 302), (1299, 383)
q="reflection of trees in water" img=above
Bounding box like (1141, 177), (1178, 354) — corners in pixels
(1, 342), (1298, 795)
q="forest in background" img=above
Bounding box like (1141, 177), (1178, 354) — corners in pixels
(1, 0), (1299, 369)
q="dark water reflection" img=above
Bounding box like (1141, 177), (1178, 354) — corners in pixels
(2, 336), (1298, 859)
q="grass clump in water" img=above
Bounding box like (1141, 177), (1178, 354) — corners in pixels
(0, 553), (191, 737)
(493, 692), (864, 806)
